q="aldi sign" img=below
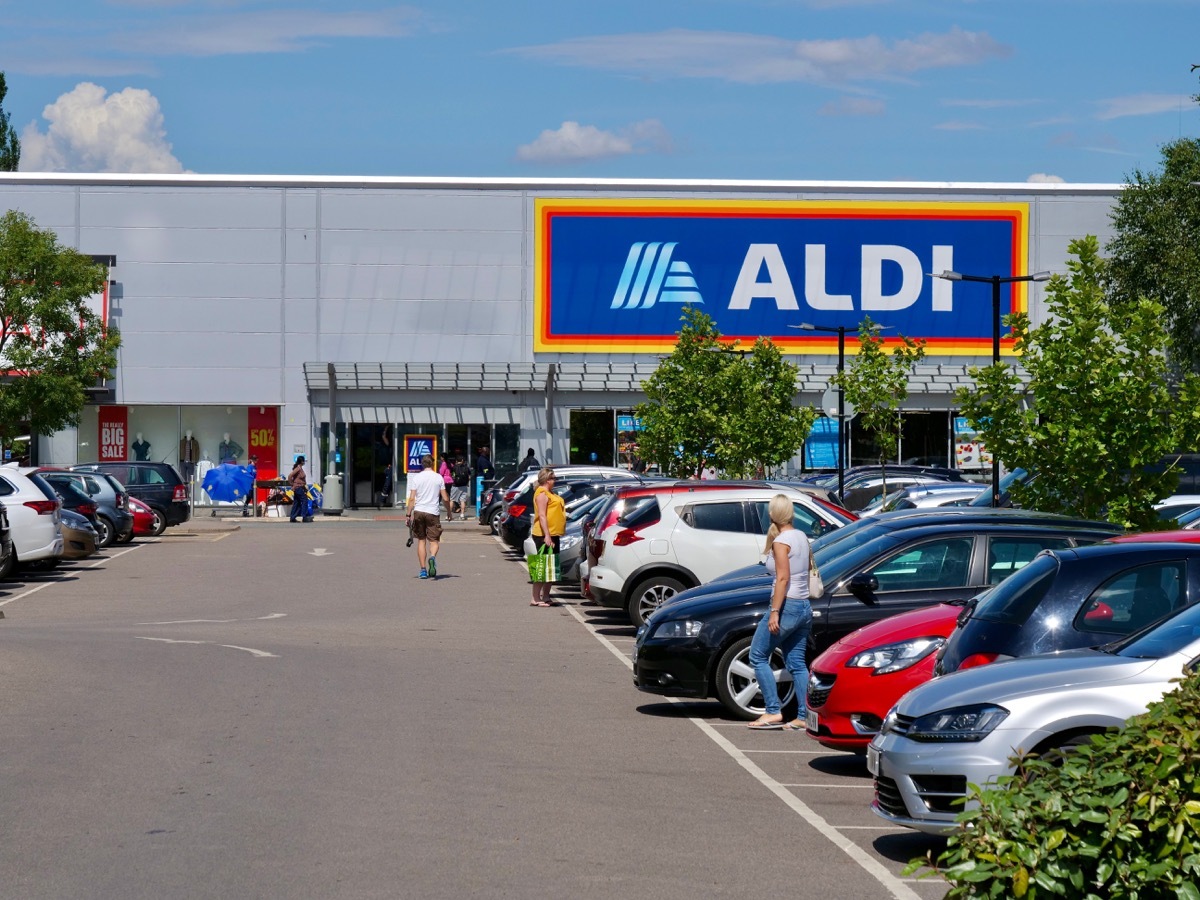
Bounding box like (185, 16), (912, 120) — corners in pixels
(404, 435), (438, 474)
(534, 198), (1031, 355)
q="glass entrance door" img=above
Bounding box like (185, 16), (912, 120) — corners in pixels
(348, 424), (394, 508)
(569, 410), (615, 465)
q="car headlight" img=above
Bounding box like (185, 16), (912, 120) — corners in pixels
(847, 636), (946, 675)
(907, 704), (1009, 742)
(652, 620), (702, 639)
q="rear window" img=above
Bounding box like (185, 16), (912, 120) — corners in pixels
(27, 472), (60, 503)
(617, 495), (660, 529)
(969, 553), (1059, 624)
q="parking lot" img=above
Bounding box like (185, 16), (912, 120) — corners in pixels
(0, 516), (948, 899)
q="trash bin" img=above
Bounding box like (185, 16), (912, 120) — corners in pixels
(322, 474), (344, 516)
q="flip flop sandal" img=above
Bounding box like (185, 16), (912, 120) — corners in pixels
(746, 720), (785, 730)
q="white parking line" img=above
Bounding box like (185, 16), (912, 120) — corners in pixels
(547, 593), (921, 900)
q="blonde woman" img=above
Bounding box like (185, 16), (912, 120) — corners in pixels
(747, 493), (814, 730)
(530, 467), (566, 607)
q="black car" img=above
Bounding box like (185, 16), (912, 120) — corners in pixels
(478, 470), (524, 534)
(632, 510), (1123, 720)
(936, 539), (1200, 675)
(499, 477), (643, 550)
(39, 468), (134, 547)
(47, 478), (102, 535)
(0, 500), (13, 579)
(71, 462), (190, 535)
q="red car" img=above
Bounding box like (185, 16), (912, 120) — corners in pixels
(805, 529), (1200, 753)
(129, 496), (156, 537)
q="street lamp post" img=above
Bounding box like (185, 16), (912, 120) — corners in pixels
(930, 269), (1051, 506)
(794, 323), (848, 502)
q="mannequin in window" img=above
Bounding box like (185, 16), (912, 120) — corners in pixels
(131, 432), (151, 461)
(218, 432), (244, 464)
(179, 430), (199, 481)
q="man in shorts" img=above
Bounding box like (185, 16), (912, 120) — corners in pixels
(405, 454), (449, 579)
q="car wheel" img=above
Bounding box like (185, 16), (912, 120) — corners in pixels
(488, 508), (503, 535)
(627, 576), (685, 627)
(95, 516), (115, 548)
(150, 508), (168, 537)
(116, 528), (135, 544)
(714, 635), (796, 721)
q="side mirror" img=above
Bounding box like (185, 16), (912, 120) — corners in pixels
(847, 572), (879, 604)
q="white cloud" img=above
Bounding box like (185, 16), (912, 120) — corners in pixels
(512, 27), (1010, 86)
(516, 119), (672, 165)
(115, 7), (423, 56)
(820, 96), (885, 116)
(1026, 173), (1064, 183)
(1095, 93), (1193, 121)
(19, 83), (184, 173)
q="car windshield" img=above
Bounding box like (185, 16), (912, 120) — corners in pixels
(969, 467), (1029, 507)
(1116, 601), (1200, 659)
(568, 495), (605, 522)
(1176, 506), (1200, 528)
(964, 553), (1059, 623)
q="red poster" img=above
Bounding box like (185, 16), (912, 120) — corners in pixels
(98, 406), (128, 461)
(247, 407), (279, 500)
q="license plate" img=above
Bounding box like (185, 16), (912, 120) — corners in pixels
(805, 710), (818, 732)
(866, 745), (880, 777)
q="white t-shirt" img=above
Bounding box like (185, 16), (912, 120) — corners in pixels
(764, 529), (811, 600)
(407, 468), (445, 515)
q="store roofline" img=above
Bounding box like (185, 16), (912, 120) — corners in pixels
(0, 172), (1123, 195)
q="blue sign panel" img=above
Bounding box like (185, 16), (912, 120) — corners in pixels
(534, 199), (1031, 355)
(804, 417), (841, 469)
(404, 435), (438, 474)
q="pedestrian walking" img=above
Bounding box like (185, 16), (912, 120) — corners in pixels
(242, 455), (257, 518)
(529, 467), (565, 607)
(450, 454), (471, 519)
(288, 456), (311, 523)
(746, 494), (814, 730)
(405, 454), (449, 579)
(518, 448), (540, 472)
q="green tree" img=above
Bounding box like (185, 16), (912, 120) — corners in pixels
(0, 72), (19, 171)
(956, 235), (1200, 530)
(636, 307), (815, 478)
(0, 210), (121, 448)
(833, 316), (926, 486)
(1106, 137), (1200, 374)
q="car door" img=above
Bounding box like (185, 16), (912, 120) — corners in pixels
(671, 499), (761, 583)
(821, 535), (978, 642)
(747, 497), (832, 541)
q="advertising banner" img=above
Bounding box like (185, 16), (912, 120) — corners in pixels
(954, 416), (991, 470)
(404, 435), (438, 473)
(248, 406), (279, 498)
(804, 417), (840, 469)
(98, 405), (127, 462)
(534, 199), (1030, 354)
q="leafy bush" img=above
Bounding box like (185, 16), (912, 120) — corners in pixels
(906, 670), (1200, 898)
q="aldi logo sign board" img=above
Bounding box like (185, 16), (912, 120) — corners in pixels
(533, 199), (1031, 355)
(404, 435), (438, 474)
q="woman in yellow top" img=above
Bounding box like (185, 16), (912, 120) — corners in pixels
(530, 467), (566, 607)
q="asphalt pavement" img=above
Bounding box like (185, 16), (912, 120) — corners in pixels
(0, 513), (949, 899)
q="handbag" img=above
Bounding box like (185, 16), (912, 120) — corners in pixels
(527, 544), (561, 583)
(808, 554), (825, 600)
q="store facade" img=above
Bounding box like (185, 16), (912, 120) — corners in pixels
(0, 174), (1119, 507)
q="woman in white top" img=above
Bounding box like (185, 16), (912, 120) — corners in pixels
(746, 494), (815, 730)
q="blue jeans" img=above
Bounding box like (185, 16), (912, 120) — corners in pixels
(749, 599), (813, 717)
(290, 489), (308, 521)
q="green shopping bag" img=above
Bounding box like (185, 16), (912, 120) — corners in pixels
(527, 545), (561, 583)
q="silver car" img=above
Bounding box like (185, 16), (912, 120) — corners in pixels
(867, 601), (1200, 834)
(859, 482), (986, 516)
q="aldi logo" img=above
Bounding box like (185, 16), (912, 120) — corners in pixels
(534, 198), (1031, 355)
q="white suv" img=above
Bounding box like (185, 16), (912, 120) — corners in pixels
(0, 465), (64, 572)
(588, 484), (852, 625)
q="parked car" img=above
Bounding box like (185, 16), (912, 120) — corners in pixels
(0, 501), (13, 579)
(868, 599), (1200, 834)
(59, 509), (99, 559)
(858, 482), (986, 516)
(632, 510), (1122, 720)
(0, 465), (64, 572)
(840, 474), (965, 513)
(936, 535), (1200, 676)
(128, 496), (156, 537)
(482, 466), (644, 535)
(71, 462), (189, 535)
(806, 533), (1200, 753)
(38, 468), (134, 547)
(500, 475), (644, 550)
(46, 478), (101, 532)
(477, 470), (524, 534)
(590, 483), (855, 626)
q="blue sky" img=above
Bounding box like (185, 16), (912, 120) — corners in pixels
(2, 0), (1198, 183)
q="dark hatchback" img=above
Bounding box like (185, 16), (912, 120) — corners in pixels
(632, 509), (1123, 720)
(71, 462), (190, 535)
(499, 476), (653, 550)
(936, 536), (1200, 675)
